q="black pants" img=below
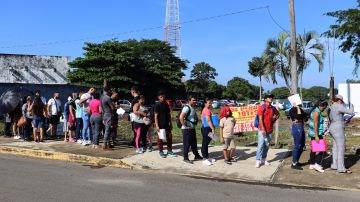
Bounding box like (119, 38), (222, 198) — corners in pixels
(309, 136), (324, 165)
(4, 122), (11, 136)
(201, 127), (212, 159)
(182, 129), (200, 160)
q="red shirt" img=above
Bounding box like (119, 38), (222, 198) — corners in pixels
(89, 99), (101, 115)
(257, 104), (279, 133)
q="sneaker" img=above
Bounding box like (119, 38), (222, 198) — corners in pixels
(291, 163), (303, 170)
(209, 158), (216, 163)
(77, 139), (82, 144)
(136, 148), (144, 154)
(159, 151), (167, 158)
(183, 159), (193, 164)
(146, 147), (153, 152)
(225, 159), (232, 165)
(14, 135), (20, 140)
(261, 159), (270, 166)
(202, 159), (212, 166)
(167, 151), (177, 157)
(86, 140), (91, 145)
(136, 149), (141, 154)
(69, 138), (76, 143)
(314, 164), (325, 173)
(309, 164), (315, 170)
(255, 160), (261, 168)
(82, 141), (87, 146)
(193, 155), (203, 161)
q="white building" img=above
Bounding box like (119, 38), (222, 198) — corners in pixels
(338, 83), (360, 118)
(0, 53), (70, 84)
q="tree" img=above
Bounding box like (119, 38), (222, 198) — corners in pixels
(270, 87), (290, 99)
(67, 39), (187, 100)
(187, 62), (218, 98)
(224, 77), (259, 100)
(346, 79), (360, 83)
(248, 56), (266, 101)
(324, 1), (360, 75)
(297, 31), (325, 100)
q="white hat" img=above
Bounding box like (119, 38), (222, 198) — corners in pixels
(67, 96), (72, 101)
(335, 94), (344, 101)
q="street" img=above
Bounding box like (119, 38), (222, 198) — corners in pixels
(0, 154), (359, 202)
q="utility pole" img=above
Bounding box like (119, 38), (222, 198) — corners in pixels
(289, 0), (297, 94)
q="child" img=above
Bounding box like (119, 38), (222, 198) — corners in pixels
(219, 106), (236, 165)
(4, 113), (12, 137)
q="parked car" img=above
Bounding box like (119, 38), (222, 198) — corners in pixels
(173, 99), (187, 110)
(285, 101), (314, 119)
(248, 100), (260, 106)
(118, 99), (131, 113)
(212, 100), (220, 109)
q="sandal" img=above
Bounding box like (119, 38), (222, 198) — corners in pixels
(339, 169), (352, 174)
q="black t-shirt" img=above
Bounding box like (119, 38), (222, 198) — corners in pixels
(289, 107), (307, 122)
(154, 102), (170, 129)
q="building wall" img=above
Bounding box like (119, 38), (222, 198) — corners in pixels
(0, 54), (70, 84)
(338, 83), (360, 117)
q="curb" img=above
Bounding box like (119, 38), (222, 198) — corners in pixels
(0, 146), (133, 170)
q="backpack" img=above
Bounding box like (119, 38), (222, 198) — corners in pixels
(176, 105), (191, 128)
(254, 104), (275, 128)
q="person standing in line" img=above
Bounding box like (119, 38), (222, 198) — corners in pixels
(75, 90), (84, 143)
(154, 91), (176, 158)
(219, 105), (236, 165)
(47, 92), (62, 138)
(30, 96), (47, 143)
(201, 98), (216, 166)
(179, 95), (202, 164)
(308, 100), (328, 173)
(330, 95), (354, 174)
(89, 93), (103, 148)
(255, 94), (280, 168)
(110, 92), (120, 147)
(9, 105), (22, 140)
(101, 87), (116, 150)
(63, 96), (71, 142)
(80, 87), (96, 146)
(22, 96), (33, 141)
(3, 113), (12, 137)
(288, 103), (308, 170)
(132, 95), (148, 154)
(67, 93), (77, 143)
(128, 86), (140, 147)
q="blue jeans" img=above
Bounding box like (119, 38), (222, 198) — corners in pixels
(75, 118), (83, 140)
(256, 131), (272, 161)
(291, 123), (305, 164)
(82, 113), (92, 142)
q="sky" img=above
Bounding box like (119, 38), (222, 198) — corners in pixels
(1, 0), (358, 91)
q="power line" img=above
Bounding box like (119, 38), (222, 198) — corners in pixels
(266, 6), (290, 35)
(0, 5), (286, 49)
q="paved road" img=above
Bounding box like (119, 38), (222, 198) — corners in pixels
(0, 154), (359, 202)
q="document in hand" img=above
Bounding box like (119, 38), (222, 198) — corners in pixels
(208, 132), (218, 141)
(116, 108), (126, 116)
(288, 94), (302, 106)
(159, 129), (167, 141)
(344, 113), (356, 122)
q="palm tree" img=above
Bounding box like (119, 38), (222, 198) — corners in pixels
(248, 56), (266, 102)
(297, 31), (325, 100)
(263, 32), (292, 91)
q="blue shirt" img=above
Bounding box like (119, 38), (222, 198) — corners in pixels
(181, 105), (197, 129)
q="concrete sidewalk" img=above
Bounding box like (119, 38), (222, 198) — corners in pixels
(0, 136), (288, 183)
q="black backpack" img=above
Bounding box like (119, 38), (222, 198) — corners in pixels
(176, 105), (192, 128)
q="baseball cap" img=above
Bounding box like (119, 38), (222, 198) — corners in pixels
(335, 94), (344, 101)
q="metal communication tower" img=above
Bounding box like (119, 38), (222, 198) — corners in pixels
(165, 0), (181, 57)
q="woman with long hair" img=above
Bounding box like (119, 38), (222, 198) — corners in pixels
(200, 98), (216, 166)
(329, 94), (354, 174)
(30, 96), (46, 142)
(133, 95), (148, 154)
(308, 100), (328, 173)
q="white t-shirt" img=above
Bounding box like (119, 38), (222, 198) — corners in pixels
(48, 98), (61, 116)
(80, 93), (92, 114)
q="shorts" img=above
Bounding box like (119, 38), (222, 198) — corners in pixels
(33, 115), (45, 129)
(223, 138), (235, 150)
(49, 115), (60, 125)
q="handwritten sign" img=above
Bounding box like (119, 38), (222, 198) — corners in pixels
(230, 106), (259, 133)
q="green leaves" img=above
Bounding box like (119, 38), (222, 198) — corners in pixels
(67, 39), (187, 99)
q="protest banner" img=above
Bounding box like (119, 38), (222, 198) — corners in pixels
(230, 105), (259, 133)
